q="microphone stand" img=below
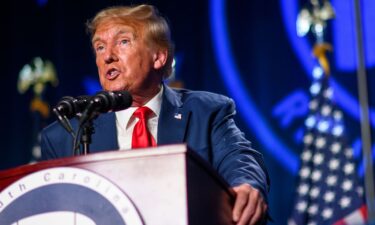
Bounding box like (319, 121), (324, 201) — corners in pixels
(74, 113), (97, 156)
(80, 119), (94, 155)
(71, 90), (132, 156)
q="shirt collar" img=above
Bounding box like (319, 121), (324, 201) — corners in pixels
(115, 85), (163, 128)
(144, 84), (163, 117)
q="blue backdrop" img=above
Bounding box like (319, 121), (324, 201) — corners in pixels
(0, 0), (374, 224)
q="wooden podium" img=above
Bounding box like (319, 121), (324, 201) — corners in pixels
(0, 144), (235, 225)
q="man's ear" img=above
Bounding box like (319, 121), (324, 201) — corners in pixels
(153, 49), (168, 70)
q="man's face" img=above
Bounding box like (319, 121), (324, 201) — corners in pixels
(92, 20), (162, 98)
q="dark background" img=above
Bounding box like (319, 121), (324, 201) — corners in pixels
(1, 0), (374, 224)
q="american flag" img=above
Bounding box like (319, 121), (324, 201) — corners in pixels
(288, 66), (367, 225)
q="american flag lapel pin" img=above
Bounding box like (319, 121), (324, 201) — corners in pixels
(174, 113), (182, 120)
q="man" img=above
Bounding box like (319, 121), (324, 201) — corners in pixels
(41, 4), (270, 225)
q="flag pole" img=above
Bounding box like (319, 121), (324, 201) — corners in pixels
(352, 0), (375, 223)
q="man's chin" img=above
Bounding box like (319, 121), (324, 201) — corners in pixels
(103, 86), (128, 92)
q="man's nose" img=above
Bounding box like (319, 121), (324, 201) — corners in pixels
(104, 47), (119, 64)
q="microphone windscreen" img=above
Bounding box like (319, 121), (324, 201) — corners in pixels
(112, 91), (133, 111)
(90, 90), (133, 113)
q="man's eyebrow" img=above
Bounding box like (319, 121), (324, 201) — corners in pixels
(115, 29), (134, 38)
(92, 29), (134, 44)
(92, 36), (101, 44)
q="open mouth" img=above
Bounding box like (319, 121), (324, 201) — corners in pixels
(106, 68), (120, 80)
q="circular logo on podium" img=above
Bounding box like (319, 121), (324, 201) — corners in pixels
(0, 167), (144, 225)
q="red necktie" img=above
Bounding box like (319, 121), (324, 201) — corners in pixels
(131, 106), (156, 149)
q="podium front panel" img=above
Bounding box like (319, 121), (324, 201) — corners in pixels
(0, 144), (234, 225)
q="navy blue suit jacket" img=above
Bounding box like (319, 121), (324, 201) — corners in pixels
(41, 85), (270, 200)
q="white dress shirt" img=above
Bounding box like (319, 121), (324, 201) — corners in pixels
(115, 86), (163, 150)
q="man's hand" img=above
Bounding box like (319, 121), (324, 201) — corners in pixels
(232, 183), (268, 225)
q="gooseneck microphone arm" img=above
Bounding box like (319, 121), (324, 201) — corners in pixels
(52, 107), (75, 138)
(52, 95), (91, 139)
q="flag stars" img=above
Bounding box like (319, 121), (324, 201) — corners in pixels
(309, 100), (318, 110)
(313, 66), (323, 79)
(298, 183), (310, 195)
(308, 204), (319, 215)
(326, 175), (338, 186)
(357, 187), (364, 196)
(315, 137), (326, 148)
(328, 159), (340, 170)
(333, 110), (343, 120)
(321, 105), (332, 116)
(317, 120), (330, 132)
(310, 82), (321, 95)
(303, 133), (314, 145)
(344, 163), (355, 175)
(296, 201), (307, 212)
(313, 153), (324, 165)
(330, 142), (341, 154)
(324, 191), (335, 202)
(332, 125), (344, 136)
(344, 148), (353, 158)
(322, 208), (333, 219)
(310, 187), (320, 198)
(306, 116), (317, 128)
(302, 150), (312, 162)
(311, 170), (322, 182)
(340, 196), (351, 208)
(342, 179), (353, 192)
(323, 88), (333, 99)
(300, 167), (311, 178)
(292, 78), (365, 223)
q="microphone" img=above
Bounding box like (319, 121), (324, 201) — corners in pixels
(52, 95), (90, 136)
(53, 95), (91, 119)
(79, 90), (133, 125)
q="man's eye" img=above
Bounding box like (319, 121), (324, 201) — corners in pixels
(96, 45), (104, 52)
(120, 39), (129, 45)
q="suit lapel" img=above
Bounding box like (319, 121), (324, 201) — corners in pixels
(90, 112), (119, 152)
(87, 85), (189, 150)
(158, 85), (190, 145)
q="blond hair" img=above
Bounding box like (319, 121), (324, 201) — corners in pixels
(87, 4), (174, 78)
